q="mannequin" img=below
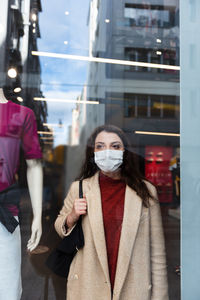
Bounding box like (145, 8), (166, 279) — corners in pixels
(0, 88), (8, 103)
(0, 87), (43, 299)
(26, 159), (43, 250)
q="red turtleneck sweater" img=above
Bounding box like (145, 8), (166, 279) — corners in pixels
(99, 172), (126, 290)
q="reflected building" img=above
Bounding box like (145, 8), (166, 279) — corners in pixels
(69, 104), (80, 146)
(86, 0), (179, 138)
(84, 0), (180, 204)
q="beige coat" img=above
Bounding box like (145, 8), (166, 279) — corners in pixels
(55, 172), (169, 300)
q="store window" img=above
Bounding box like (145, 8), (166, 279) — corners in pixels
(0, 0), (182, 299)
(125, 48), (177, 73)
(124, 93), (179, 119)
(124, 3), (176, 28)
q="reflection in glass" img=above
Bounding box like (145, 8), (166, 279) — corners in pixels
(0, 0), (180, 299)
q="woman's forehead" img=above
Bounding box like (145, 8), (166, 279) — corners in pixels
(95, 131), (123, 144)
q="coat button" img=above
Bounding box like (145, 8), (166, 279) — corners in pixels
(74, 274), (79, 279)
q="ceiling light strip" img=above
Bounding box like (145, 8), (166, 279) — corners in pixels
(135, 131), (180, 137)
(43, 142), (54, 145)
(40, 137), (54, 140)
(37, 131), (53, 135)
(43, 123), (63, 127)
(32, 51), (180, 71)
(34, 97), (99, 104)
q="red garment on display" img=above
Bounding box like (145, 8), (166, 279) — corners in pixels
(0, 101), (42, 215)
(145, 146), (173, 203)
(99, 172), (126, 290)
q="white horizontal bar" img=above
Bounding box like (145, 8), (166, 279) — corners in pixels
(135, 131), (180, 137)
(34, 97), (99, 105)
(43, 123), (63, 127)
(37, 131), (53, 135)
(32, 51), (180, 71)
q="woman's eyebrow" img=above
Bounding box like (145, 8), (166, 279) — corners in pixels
(95, 141), (105, 144)
(110, 141), (123, 145)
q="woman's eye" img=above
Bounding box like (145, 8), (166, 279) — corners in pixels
(96, 144), (103, 149)
(112, 144), (121, 149)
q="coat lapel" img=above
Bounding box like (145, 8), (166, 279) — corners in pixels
(86, 172), (110, 285)
(113, 185), (142, 295)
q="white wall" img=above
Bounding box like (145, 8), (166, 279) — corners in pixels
(181, 0), (200, 298)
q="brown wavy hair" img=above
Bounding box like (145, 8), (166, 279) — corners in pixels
(77, 125), (156, 207)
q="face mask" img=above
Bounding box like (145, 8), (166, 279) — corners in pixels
(94, 149), (124, 173)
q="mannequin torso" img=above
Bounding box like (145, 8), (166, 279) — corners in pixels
(0, 92), (43, 250)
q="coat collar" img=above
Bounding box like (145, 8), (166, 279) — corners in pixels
(113, 185), (142, 295)
(85, 172), (142, 294)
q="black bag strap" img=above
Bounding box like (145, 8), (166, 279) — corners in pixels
(78, 180), (83, 224)
(79, 180), (83, 199)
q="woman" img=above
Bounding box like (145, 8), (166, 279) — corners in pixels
(55, 125), (169, 300)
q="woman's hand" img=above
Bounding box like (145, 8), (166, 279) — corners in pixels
(66, 197), (87, 228)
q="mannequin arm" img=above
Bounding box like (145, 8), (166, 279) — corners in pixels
(26, 159), (43, 251)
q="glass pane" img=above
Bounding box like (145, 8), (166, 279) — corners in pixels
(0, 0), (180, 299)
(181, 0), (200, 298)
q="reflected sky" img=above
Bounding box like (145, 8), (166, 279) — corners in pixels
(38, 0), (90, 146)
(35, 0), (179, 147)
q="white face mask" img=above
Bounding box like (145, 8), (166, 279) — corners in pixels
(94, 149), (124, 173)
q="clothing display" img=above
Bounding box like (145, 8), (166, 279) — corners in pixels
(169, 154), (180, 206)
(145, 146), (173, 203)
(0, 217), (21, 300)
(99, 172), (126, 290)
(0, 100), (42, 300)
(168, 152), (180, 219)
(0, 100), (42, 215)
(0, 183), (21, 233)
